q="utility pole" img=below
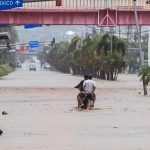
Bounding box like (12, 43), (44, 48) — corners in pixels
(133, 0), (144, 65)
(110, 27), (113, 54)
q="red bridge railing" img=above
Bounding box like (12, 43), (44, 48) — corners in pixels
(21, 0), (149, 9)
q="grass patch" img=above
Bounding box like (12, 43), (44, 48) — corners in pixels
(0, 64), (15, 77)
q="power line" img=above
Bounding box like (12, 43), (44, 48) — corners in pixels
(85, 25), (150, 35)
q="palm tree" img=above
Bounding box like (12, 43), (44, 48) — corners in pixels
(138, 65), (150, 95)
(95, 33), (126, 80)
(47, 33), (126, 81)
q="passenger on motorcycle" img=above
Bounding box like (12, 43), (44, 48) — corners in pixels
(74, 74), (89, 107)
(82, 74), (96, 109)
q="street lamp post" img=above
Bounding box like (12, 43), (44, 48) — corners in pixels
(133, 0), (144, 66)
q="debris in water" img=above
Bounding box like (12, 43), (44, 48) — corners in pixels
(2, 111), (8, 115)
(0, 130), (3, 135)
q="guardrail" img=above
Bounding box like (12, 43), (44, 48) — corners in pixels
(21, 0), (149, 9)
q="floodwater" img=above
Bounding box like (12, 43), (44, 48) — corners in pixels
(0, 64), (150, 150)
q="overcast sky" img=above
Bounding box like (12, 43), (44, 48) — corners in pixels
(15, 25), (93, 44)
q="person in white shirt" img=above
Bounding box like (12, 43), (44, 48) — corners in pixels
(82, 74), (96, 109)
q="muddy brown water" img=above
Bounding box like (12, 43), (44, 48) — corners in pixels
(0, 66), (150, 150)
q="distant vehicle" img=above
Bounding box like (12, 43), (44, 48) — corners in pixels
(29, 63), (36, 71)
(36, 59), (40, 63)
(44, 63), (51, 69)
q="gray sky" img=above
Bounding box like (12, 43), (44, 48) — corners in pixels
(15, 25), (93, 44)
(15, 25), (150, 45)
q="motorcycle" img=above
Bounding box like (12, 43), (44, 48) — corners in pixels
(75, 88), (95, 110)
(82, 93), (94, 110)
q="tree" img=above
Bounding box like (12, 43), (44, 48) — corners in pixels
(47, 33), (126, 81)
(0, 26), (19, 65)
(138, 65), (150, 95)
(103, 52), (125, 80)
(95, 33), (126, 80)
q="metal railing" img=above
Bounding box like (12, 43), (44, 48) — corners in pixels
(21, 0), (150, 9)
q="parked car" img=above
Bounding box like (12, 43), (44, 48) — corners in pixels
(44, 63), (51, 69)
(29, 63), (36, 71)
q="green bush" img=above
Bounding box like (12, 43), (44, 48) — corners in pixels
(0, 64), (15, 77)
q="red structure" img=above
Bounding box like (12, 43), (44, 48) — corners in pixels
(0, 8), (150, 26)
(16, 45), (28, 53)
(0, 0), (149, 26)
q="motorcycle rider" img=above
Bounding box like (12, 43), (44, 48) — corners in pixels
(74, 74), (89, 107)
(82, 74), (96, 109)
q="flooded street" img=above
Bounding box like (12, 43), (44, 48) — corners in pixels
(0, 66), (150, 150)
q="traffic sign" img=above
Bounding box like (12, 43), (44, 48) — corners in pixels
(0, 0), (23, 10)
(29, 41), (39, 48)
(24, 24), (42, 29)
(0, 24), (9, 27)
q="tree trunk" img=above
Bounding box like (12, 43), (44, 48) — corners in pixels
(143, 77), (147, 96)
(113, 70), (118, 81)
(72, 67), (76, 75)
(110, 71), (113, 81)
(100, 70), (106, 80)
(106, 73), (109, 80)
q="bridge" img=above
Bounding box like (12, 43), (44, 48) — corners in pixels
(0, 0), (150, 26)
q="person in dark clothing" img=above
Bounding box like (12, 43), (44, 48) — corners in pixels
(74, 74), (89, 107)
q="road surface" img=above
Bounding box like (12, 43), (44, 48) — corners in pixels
(0, 65), (150, 150)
